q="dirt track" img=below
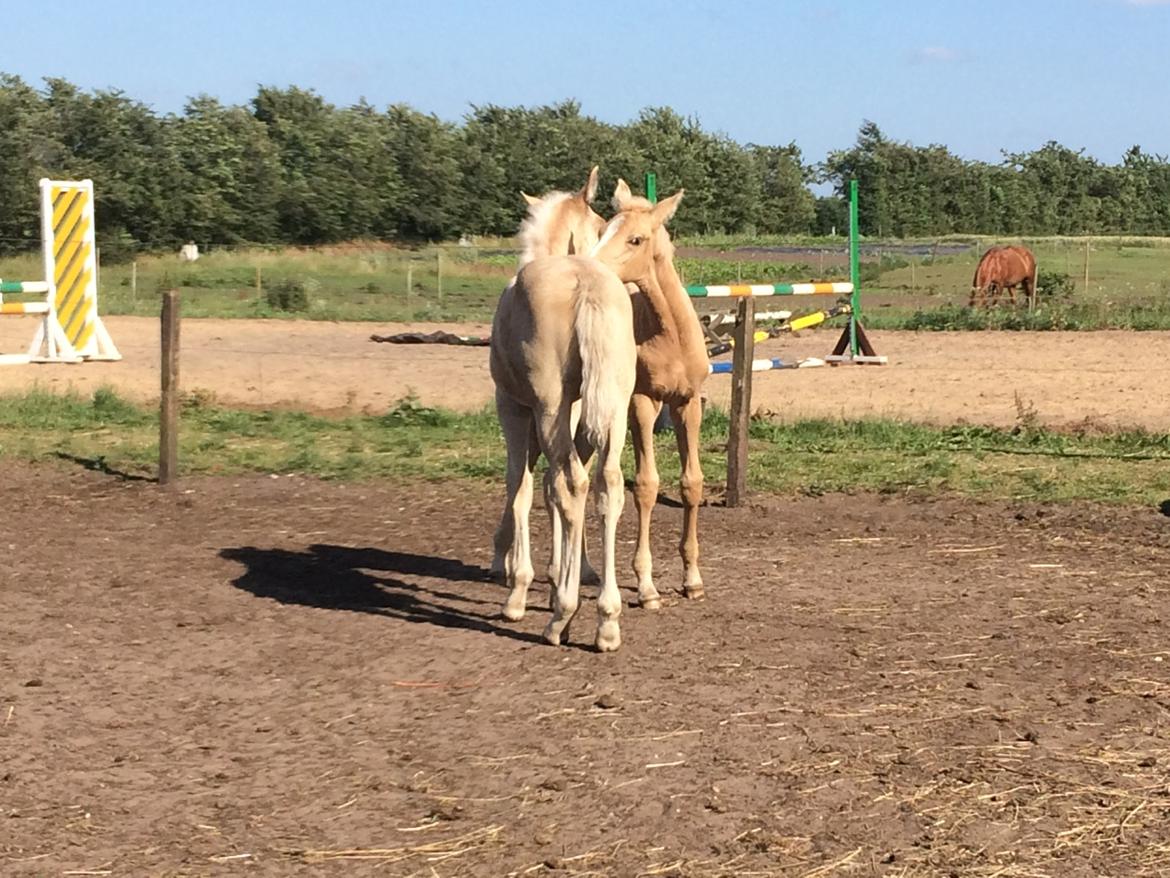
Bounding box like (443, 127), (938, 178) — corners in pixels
(4, 463), (1170, 876)
(0, 316), (1166, 429)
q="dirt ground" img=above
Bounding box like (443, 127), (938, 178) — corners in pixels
(0, 316), (1167, 430)
(3, 462), (1170, 876)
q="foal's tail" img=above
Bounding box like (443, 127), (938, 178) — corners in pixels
(575, 289), (635, 450)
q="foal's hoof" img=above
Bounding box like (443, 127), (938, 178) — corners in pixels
(501, 601), (527, 622)
(683, 586), (706, 601)
(595, 621), (621, 653)
(639, 596), (662, 611)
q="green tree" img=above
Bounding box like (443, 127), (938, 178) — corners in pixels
(750, 144), (816, 233)
(172, 95), (283, 244)
(0, 75), (64, 254)
(45, 78), (185, 253)
(384, 105), (464, 240)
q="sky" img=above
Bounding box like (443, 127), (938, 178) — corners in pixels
(3, 0), (1169, 167)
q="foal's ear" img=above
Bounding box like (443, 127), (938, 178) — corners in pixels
(612, 178), (634, 211)
(579, 166), (599, 203)
(520, 191), (541, 207)
(651, 189), (685, 226)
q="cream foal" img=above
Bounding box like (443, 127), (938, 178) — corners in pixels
(590, 183), (709, 608)
(490, 169), (605, 588)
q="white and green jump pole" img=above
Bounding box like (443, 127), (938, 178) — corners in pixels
(676, 177), (883, 365)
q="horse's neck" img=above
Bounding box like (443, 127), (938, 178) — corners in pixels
(629, 264), (680, 345)
(647, 250), (703, 349)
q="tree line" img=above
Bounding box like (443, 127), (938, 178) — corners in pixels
(2, 75), (1169, 256)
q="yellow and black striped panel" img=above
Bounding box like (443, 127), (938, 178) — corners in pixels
(51, 185), (96, 352)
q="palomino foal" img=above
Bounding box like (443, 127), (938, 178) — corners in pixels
(590, 182), (710, 607)
(490, 169), (606, 587)
(490, 247), (635, 651)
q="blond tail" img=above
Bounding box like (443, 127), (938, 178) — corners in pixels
(574, 293), (634, 450)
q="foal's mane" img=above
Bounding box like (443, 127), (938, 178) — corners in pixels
(517, 191), (574, 268)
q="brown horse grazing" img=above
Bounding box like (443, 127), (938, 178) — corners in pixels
(970, 245), (1038, 309)
(491, 169), (606, 587)
(591, 182), (710, 608)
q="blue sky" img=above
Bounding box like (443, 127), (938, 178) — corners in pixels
(4, 0), (1169, 166)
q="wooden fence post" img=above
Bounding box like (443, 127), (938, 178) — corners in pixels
(159, 290), (180, 487)
(725, 296), (756, 507)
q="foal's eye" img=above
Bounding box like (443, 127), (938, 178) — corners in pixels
(629, 236), (644, 246)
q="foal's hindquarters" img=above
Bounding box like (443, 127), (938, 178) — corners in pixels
(490, 256), (636, 651)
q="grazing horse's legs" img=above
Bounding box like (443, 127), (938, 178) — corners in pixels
(984, 282), (999, 309)
(629, 392), (663, 609)
(497, 394), (538, 621)
(671, 395), (705, 600)
(587, 411), (628, 652)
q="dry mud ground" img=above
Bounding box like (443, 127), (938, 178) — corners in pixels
(4, 464), (1170, 876)
(0, 317), (1167, 429)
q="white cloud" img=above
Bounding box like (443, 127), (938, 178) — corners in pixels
(910, 46), (961, 64)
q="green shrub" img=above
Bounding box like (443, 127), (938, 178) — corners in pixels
(1036, 269), (1075, 301)
(266, 278), (309, 312)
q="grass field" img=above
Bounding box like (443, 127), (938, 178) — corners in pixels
(5, 388), (1170, 506)
(2, 234), (1168, 328)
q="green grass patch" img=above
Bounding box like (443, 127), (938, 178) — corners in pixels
(3, 388), (1170, 507)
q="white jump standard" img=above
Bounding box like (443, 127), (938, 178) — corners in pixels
(0, 178), (120, 365)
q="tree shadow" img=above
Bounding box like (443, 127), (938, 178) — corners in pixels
(53, 451), (153, 483)
(220, 543), (548, 645)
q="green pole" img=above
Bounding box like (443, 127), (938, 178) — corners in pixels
(645, 172), (657, 203)
(849, 179), (860, 357)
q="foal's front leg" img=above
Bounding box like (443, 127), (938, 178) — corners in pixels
(629, 393), (663, 609)
(671, 395), (705, 600)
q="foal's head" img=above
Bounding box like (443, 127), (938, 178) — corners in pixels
(589, 179), (684, 284)
(517, 166), (605, 266)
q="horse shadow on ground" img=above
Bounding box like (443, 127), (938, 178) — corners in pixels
(219, 544), (546, 646)
(54, 451), (154, 483)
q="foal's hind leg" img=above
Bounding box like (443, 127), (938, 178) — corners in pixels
(545, 399), (600, 588)
(492, 419), (539, 580)
(591, 412), (628, 652)
(671, 395), (705, 600)
(496, 395), (538, 621)
(541, 416), (589, 646)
